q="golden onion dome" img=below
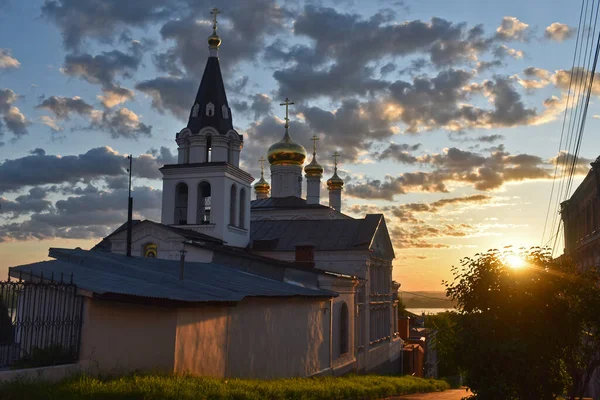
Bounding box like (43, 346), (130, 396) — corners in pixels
(267, 131), (307, 166)
(208, 31), (221, 49)
(327, 171), (344, 190)
(304, 155), (324, 177)
(254, 176), (270, 193)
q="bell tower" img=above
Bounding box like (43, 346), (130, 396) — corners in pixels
(160, 8), (254, 248)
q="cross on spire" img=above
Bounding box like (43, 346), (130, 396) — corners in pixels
(259, 156), (266, 177)
(279, 97), (294, 128)
(210, 7), (220, 32)
(333, 151), (340, 172)
(311, 135), (319, 155)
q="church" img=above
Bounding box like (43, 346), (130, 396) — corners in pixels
(10, 10), (401, 378)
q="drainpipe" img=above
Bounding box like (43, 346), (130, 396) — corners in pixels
(329, 297), (333, 375)
(179, 248), (187, 281)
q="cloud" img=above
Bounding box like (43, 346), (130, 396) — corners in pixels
(495, 16), (530, 41)
(60, 42), (143, 88)
(0, 146), (175, 193)
(545, 22), (575, 42)
(0, 49), (20, 69)
(40, 116), (62, 132)
(41, 0), (175, 50)
(0, 89), (29, 137)
(0, 185), (161, 242)
(89, 108), (152, 139)
(98, 86), (135, 108)
(135, 76), (195, 119)
(477, 134), (504, 143)
(493, 44), (524, 59)
(36, 96), (93, 119)
(348, 146), (565, 200)
(0, 188), (53, 218)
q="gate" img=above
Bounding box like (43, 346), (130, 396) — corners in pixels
(0, 272), (83, 368)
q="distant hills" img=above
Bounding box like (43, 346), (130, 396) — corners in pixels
(400, 291), (455, 309)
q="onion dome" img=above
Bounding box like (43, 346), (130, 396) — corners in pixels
(305, 156), (324, 176)
(327, 171), (344, 189)
(304, 134), (323, 177)
(268, 97), (307, 166)
(208, 32), (222, 49)
(267, 130), (307, 166)
(327, 151), (344, 189)
(254, 176), (270, 194)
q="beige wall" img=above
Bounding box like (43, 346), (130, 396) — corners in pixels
(80, 296), (332, 378)
(226, 297), (330, 378)
(174, 306), (229, 377)
(80, 298), (177, 374)
(173, 297), (331, 379)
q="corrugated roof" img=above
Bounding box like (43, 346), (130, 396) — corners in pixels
(250, 215), (383, 251)
(9, 248), (335, 304)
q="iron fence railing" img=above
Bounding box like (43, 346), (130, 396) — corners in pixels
(0, 271), (83, 369)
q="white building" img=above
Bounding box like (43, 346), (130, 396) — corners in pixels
(92, 13), (402, 376)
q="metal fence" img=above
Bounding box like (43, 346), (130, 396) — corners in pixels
(0, 272), (83, 369)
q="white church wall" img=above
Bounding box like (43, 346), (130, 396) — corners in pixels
(109, 223), (214, 262)
(251, 208), (350, 221)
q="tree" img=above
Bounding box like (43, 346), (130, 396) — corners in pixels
(445, 247), (600, 400)
(0, 296), (14, 345)
(425, 311), (461, 379)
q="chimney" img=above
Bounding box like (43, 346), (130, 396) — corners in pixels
(295, 243), (315, 267)
(398, 316), (410, 340)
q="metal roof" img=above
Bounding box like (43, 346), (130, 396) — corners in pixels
(251, 196), (330, 210)
(9, 248), (335, 304)
(250, 215), (383, 251)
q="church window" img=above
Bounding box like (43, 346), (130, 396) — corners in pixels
(230, 184), (237, 226)
(174, 183), (189, 225)
(143, 243), (158, 258)
(340, 302), (349, 355)
(206, 135), (212, 162)
(192, 103), (200, 117)
(239, 188), (246, 228)
(222, 104), (229, 119)
(197, 181), (212, 224)
(206, 102), (215, 117)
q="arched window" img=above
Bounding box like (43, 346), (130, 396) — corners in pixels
(192, 103), (200, 117)
(206, 102), (215, 117)
(205, 135), (212, 162)
(340, 302), (349, 355)
(174, 183), (188, 225)
(143, 243), (157, 258)
(239, 188), (246, 228)
(230, 184), (237, 226)
(222, 104), (229, 119)
(197, 181), (211, 224)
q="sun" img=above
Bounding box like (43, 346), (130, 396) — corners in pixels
(505, 254), (526, 269)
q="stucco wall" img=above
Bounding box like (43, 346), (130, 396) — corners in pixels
(80, 298), (177, 374)
(174, 306), (229, 377)
(173, 297), (331, 379)
(227, 297), (331, 378)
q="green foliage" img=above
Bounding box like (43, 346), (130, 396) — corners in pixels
(0, 296), (14, 345)
(425, 311), (461, 379)
(13, 345), (75, 369)
(444, 247), (600, 400)
(0, 373), (451, 400)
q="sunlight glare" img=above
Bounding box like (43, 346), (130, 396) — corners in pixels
(505, 254), (526, 269)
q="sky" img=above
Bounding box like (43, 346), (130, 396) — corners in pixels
(0, 0), (598, 291)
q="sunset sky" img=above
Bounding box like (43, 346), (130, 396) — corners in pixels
(0, 0), (598, 291)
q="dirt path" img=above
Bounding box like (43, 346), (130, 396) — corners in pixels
(384, 389), (472, 400)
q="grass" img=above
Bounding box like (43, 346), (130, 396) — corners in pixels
(0, 373), (451, 400)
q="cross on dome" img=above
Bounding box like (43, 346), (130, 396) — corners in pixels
(259, 156), (266, 177)
(310, 135), (319, 155)
(211, 7), (220, 32)
(279, 97), (294, 128)
(333, 151), (340, 171)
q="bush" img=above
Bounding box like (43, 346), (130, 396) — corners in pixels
(13, 344), (75, 369)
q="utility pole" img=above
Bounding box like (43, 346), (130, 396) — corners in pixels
(126, 155), (133, 257)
